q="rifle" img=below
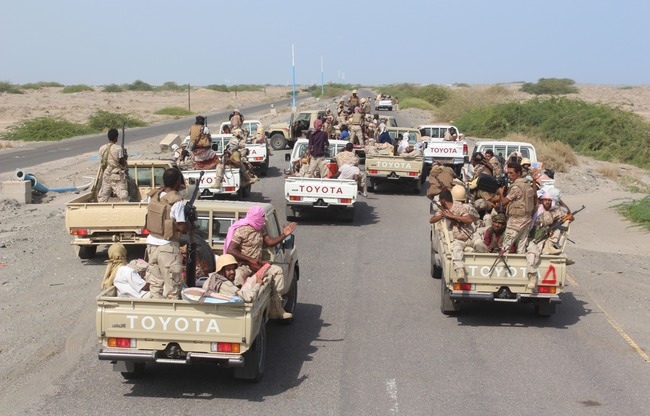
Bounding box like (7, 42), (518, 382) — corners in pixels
(121, 122), (128, 170)
(533, 205), (585, 244)
(184, 170), (205, 288)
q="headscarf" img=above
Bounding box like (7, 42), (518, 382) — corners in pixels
(223, 205), (266, 254)
(398, 134), (410, 153)
(101, 243), (127, 290)
(313, 119), (323, 132)
(127, 259), (149, 274)
(354, 106), (361, 113)
(227, 137), (239, 152)
(378, 123), (386, 133)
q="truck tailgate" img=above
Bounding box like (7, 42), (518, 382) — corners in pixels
(246, 144), (267, 164)
(285, 177), (357, 206)
(65, 201), (148, 230)
(365, 156), (423, 178)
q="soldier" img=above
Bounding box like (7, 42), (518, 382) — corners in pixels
(223, 137), (256, 187)
(202, 254), (263, 303)
(189, 116), (219, 169)
(230, 109), (243, 130)
(323, 109), (335, 138)
(429, 186), (479, 283)
(470, 152), (494, 180)
(360, 97), (371, 115)
(521, 158), (533, 178)
(473, 213), (515, 253)
(98, 128), (129, 202)
(484, 149), (502, 176)
(225, 205), (297, 319)
(335, 143), (366, 195)
(175, 142), (196, 170)
(144, 168), (187, 299)
(348, 89), (360, 109)
(348, 107), (365, 146)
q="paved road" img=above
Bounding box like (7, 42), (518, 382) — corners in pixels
(7, 107), (650, 415)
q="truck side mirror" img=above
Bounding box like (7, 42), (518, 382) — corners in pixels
(283, 234), (295, 250)
(285, 154), (291, 162)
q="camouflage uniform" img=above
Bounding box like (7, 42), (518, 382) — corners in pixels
(448, 201), (479, 272)
(348, 112), (364, 146)
(488, 157), (502, 176)
(335, 151), (365, 189)
(98, 143), (129, 202)
(501, 179), (533, 254)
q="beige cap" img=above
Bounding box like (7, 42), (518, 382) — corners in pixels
(451, 185), (466, 201)
(352, 89), (357, 94)
(216, 254), (237, 273)
(521, 158), (531, 166)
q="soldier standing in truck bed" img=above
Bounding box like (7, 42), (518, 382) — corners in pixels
(98, 128), (129, 202)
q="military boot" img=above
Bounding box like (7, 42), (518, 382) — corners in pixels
(526, 273), (538, 292)
(269, 296), (292, 320)
(456, 268), (467, 283)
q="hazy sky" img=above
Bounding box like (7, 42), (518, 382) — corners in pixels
(1, 0), (648, 86)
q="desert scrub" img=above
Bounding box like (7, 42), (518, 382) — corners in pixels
(102, 83), (125, 93)
(437, 85), (513, 121)
(379, 84), (450, 107)
(62, 84), (94, 93)
(617, 196), (650, 231)
(310, 83), (353, 99)
(520, 78), (578, 95)
(456, 97), (650, 169)
(399, 97), (435, 111)
(126, 80), (153, 91)
(0, 82), (23, 94)
(0, 117), (97, 141)
(155, 82), (186, 92)
(155, 107), (192, 116)
(88, 110), (147, 130)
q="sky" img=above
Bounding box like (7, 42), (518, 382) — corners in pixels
(1, 0), (649, 87)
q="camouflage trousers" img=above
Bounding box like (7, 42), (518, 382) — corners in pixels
(307, 156), (330, 178)
(145, 241), (183, 299)
(98, 171), (129, 202)
(451, 239), (471, 271)
(235, 263), (286, 298)
(525, 240), (542, 276)
(501, 222), (531, 254)
(349, 125), (364, 146)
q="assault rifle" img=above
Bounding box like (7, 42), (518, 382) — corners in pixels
(533, 204), (586, 244)
(184, 170), (205, 288)
(121, 122), (128, 171)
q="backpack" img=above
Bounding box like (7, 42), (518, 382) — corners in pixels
(145, 189), (182, 240)
(426, 165), (456, 199)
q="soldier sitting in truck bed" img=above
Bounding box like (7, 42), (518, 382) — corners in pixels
(202, 254), (263, 303)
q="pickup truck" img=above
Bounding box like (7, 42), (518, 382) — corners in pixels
(284, 138), (358, 222)
(375, 98), (394, 111)
(419, 125), (467, 179)
(96, 200), (299, 382)
(183, 166), (249, 199)
(266, 110), (328, 150)
(216, 122), (269, 174)
(65, 160), (182, 259)
(430, 214), (569, 316)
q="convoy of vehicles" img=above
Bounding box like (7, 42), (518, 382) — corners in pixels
(96, 201), (298, 382)
(418, 125), (468, 179)
(265, 110), (328, 150)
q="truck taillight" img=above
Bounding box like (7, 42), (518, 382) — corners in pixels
(108, 337), (136, 348)
(254, 157), (264, 161)
(368, 169), (378, 174)
(453, 283), (474, 291)
(142, 228), (150, 235)
(537, 286), (557, 294)
(212, 342), (240, 353)
(408, 172), (418, 176)
(463, 143), (468, 155)
(289, 196), (302, 201)
(340, 198), (352, 203)
(72, 229), (89, 236)
(224, 186), (236, 192)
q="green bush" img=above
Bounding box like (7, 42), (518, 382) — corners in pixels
(126, 80), (153, 91)
(399, 97), (435, 111)
(617, 196), (650, 231)
(520, 78), (578, 95)
(206, 84), (229, 92)
(20, 83), (43, 90)
(102, 83), (125, 93)
(154, 107), (193, 116)
(0, 117), (97, 141)
(455, 97), (650, 168)
(35, 81), (64, 87)
(0, 82), (23, 94)
(87, 110), (147, 130)
(378, 84), (450, 107)
(62, 84), (94, 93)
(156, 82), (186, 92)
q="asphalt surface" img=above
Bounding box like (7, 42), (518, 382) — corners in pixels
(5, 104), (649, 415)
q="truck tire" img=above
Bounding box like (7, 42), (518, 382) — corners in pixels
(440, 278), (460, 315)
(280, 273), (298, 326)
(242, 183), (251, 198)
(412, 180), (421, 194)
(430, 247), (442, 279)
(234, 323), (266, 382)
(78, 245), (97, 259)
(535, 302), (556, 317)
(342, 206), (355, 223)
(388, 106), (393, 111)
(119, 361), (145, 380)
(285, 205), (296, 222)
(270, 134), (287, 150)
(260, 159), (269, 176)
(366, 179), (375, 193)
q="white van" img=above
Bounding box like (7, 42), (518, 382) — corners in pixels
(472, 141), (538, 164)
(418, 125), (460, 140)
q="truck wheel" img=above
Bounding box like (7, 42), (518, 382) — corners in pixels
(430, 247), (442, 279)
(234, 324), (266, 382)
(342, 206), (355, 223)
(412, 180), (421, 194)
(452, 164), (463, 177)
(388, 106), (393, 111)
(242, 183), (251, 198)
(366, 179), (375, 193)
(280, 274), (298, 326)
(270, 134), (287, 150)
(535, 302), (556, 317)
(441, 277), (460, 315)
(78, 245), (97, 259)
(120, 362), (145, 380)
(285, 205), (296, 222)
(260, 160), (269, 177)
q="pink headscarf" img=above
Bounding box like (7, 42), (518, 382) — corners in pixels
(223, 205), (265, 254)
(313, 119), (323, 132)
(354, 106), (361, 113)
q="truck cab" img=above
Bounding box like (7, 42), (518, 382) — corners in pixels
(266, 110), (328, 150)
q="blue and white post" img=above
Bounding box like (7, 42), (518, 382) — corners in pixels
(321, 56), (324, 96)
(292, 44), (296, 113)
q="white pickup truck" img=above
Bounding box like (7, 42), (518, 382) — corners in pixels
(183, 166), (248, 199)
(284, 139), (358, 222)
(217, 121), (269, 174)
(419, 125), (467, 178)
(375, 98), (394, 111)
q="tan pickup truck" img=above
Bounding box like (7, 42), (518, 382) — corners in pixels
(96, 200), (299, 382)
(64, 160), (179, 259)
(430, 215), (569, 316)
